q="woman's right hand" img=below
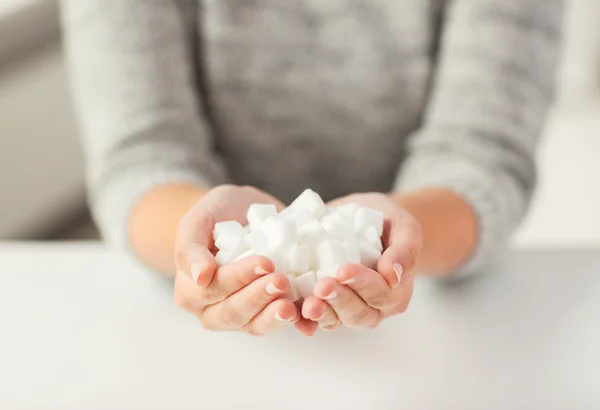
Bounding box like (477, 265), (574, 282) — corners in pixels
(173, 185), (318, 337)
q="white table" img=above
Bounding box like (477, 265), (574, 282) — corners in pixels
(1, 243), (599, 410)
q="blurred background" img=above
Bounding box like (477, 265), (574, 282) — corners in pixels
(1, 0), (599, 245)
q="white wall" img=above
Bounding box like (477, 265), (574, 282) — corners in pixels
(0, 44), (85, 238)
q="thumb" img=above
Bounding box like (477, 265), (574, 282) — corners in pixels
(377, 213), (422, 288)
(174, 209), (217, 288)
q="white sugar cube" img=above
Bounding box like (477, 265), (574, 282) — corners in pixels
(359, 245), (381, 269)
(247, 204), (278, 229)
(321, 212), (355, 241)
(298, 219), (328, 248)
(315, 239), (346, 269)
(288, 243), (310, 274)
(285, 208), (314, 229)
(213, 221), (245, 239)
(362, 226), (383, 251)
(233, 249), (256, 262)
(285, 274), (301, 302)
(316, 264), (340, 278)
(354, 207), (384, 237)
(294, 271), (318, 298)
(262, 218), (297, 250)
(215, 231), (247, 252)
(337, 203), (359, 219)
(215, 249), (234, 266)
(289, 189), (326, 218)
(342, 241), (361, 264)
(258, 249), (286, 273)
(245, 229), (268, 252)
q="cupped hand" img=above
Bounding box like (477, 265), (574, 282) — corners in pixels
(302, 193), (422, 330)
(173, 184), (317, 336)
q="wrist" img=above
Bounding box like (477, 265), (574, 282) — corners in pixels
(129, 183), (208, 275)
(390, 189), (478, 276)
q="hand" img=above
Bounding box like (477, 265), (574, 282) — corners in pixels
(301, 193), (422, 330)
(173, 185), (317, 336)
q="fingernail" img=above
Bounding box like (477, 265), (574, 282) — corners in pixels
(254, 265), (270, 275)
(275, 312), (288, 322)
(322, 291), (337, 301)
(266, 281), (284, 295)
(190, 262), (204, 283)
(340, 278), (355, 285)
(392, 263), (403, 288)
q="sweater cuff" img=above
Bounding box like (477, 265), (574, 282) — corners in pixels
(394, 156), (526, 277)
(89, 168), (223, 250)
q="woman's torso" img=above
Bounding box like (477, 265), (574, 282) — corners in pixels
(190, 0), (441, 202)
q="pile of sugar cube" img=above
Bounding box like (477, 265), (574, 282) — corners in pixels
(212, 189), (383, 302)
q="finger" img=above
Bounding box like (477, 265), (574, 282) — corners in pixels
(294, 318), (319, 338)
(333, 264), (395, 310)
(243, 299), (300, 336)
(175, 209), (217, 287)
(377, 213), (422, 289)
(380, 270), (415, 318)
(200, 273), (289, 330)
(174, 256), (274, 311)
(313, 278), (381, 329)
(302, 296), (341, 330)
(201, 256), (274, 306)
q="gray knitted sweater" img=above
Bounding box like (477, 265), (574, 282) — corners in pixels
(61, 0), (563, 274)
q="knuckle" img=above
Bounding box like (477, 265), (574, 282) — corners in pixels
(345, 309), (372, 326)
(368, 291), (389, 309)
(402, 245), (419, 269)
(219, 307), (245, 328)
(247, 289), (268, 308)
(203, 283), (226, 303)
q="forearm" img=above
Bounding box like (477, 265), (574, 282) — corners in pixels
(129, 184), (207, 276)
(391, 189), (478, 276)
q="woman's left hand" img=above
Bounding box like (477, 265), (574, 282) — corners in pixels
(301, 193), (422, 330)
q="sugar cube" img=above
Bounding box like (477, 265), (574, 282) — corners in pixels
(359, 245), (381, 270)
(213, 221), (245, 239)
(342, 241), (361, 264)
(262, 218), (297, 250)
(233, 249), (256, 262)
(294, 271), (318, 298)
(215, 249), (233, 266)
(285, 275), (301, 302)
(316, 264), (340, 278)
(321, 212), (355, 241)
(362, 226), (383, 251)
(215, 231), (245, 251)
(354, 207), (384, 237)
(288, 243), (310, 274)
(247, 204), (278, 229)
(245, 229), (268, 252)
(298, 219), (328, 248)
(259, 249), (286, 273)
(285, 208), (314, 229)
(288, 189), (327, 218)
(337, 203), (359, 219)
(315, 239), (346, 269)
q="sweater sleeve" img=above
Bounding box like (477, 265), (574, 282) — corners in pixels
(60, 0), (229, 247)
(394, 0), (564, 275)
